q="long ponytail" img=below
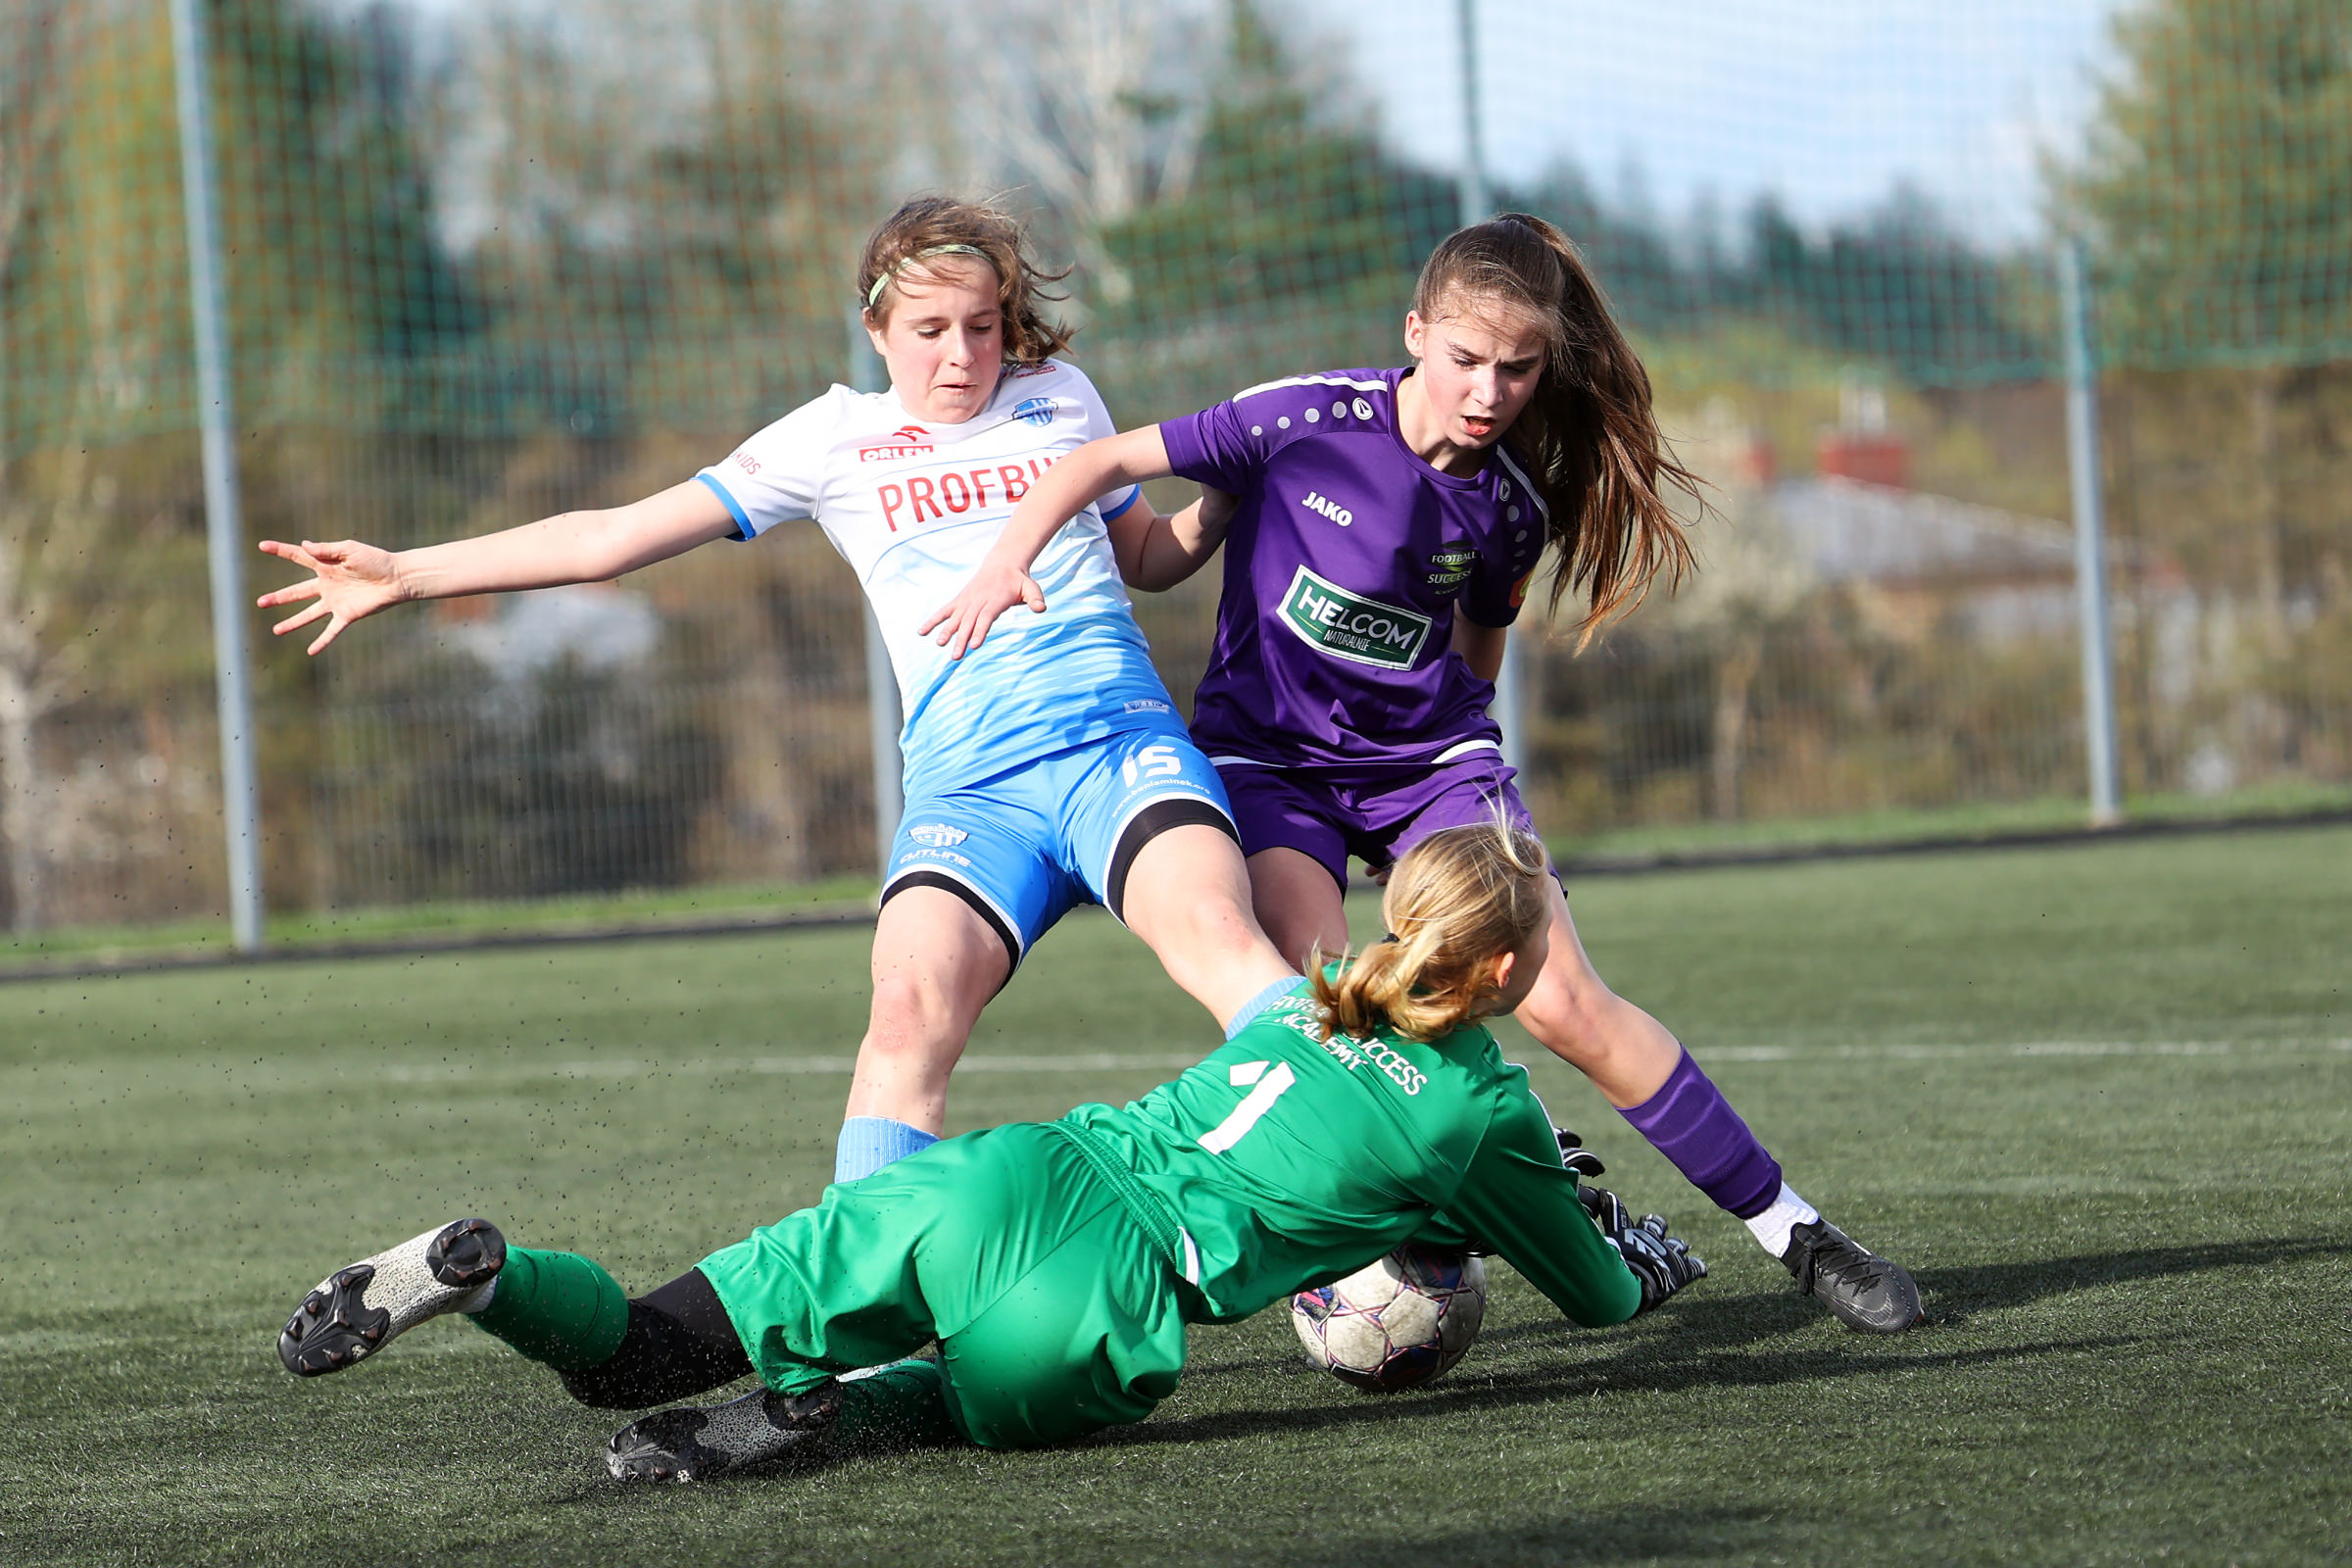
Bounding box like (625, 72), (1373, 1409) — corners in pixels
(1412, 214), (1701, 645)
(1308, 821), (1551, 1045)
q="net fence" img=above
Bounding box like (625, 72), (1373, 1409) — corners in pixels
(4, 0), (2349, 933)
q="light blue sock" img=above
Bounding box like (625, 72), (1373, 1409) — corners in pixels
(1223, 975), (1304, 1040)
(835, 1116), (939, 1184)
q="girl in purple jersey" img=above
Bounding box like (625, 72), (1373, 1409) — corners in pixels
(923, 215), (1923, 1333)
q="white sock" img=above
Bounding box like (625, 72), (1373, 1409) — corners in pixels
(1742, 1183), (1820, 1257)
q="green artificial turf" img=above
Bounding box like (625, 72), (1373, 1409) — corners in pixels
(2, 828), (2346, 1566)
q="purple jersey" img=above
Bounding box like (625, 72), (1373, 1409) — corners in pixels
(1159, 368), (1548, 768)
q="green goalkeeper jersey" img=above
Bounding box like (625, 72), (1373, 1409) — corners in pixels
(1052, 983), (1642, 1329)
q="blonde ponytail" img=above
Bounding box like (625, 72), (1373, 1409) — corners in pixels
(1307, 821), (1551, 1045)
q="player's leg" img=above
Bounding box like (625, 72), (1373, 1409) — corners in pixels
(838, 887), (1009, 1175)
(1381, 760), (1925, 1332)
(1069, 732), (1297, 1036)
(276, 1218), (751, 1403)
(1514, 877), (1919, 1329)
(607, 1144), (1001, 1481)
(611, 1125), (1183, 1474)
(1119, 824), (1297, 1032)
(840, 787), (1061, 1180)
(1216, 763), (1356, 970)
(919, 1127), (1189, 1448)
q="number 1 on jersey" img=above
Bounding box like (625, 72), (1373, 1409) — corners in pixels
(1200, 1059), (1298, 1154)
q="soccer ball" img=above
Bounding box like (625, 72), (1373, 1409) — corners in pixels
(1290, 1244), (1487, 1393)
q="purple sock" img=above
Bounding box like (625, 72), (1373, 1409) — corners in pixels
(1616, 1048), (1784, 1219)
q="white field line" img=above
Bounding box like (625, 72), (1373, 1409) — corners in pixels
(372, 1038), (2352, 1087)
(379, 1052), (1207, 1085)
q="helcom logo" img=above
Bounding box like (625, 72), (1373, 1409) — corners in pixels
(1301, 491), (1353, 527)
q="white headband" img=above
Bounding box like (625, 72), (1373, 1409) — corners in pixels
(866, 244), (990, 309)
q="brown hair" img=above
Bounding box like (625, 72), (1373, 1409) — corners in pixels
(1307, 821), (1551, 1045)
(1413, 213), (1701, 644)
(858, 196), (1075, 368)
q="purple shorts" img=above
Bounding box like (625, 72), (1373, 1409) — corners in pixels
(1214, 749), (1546, 893)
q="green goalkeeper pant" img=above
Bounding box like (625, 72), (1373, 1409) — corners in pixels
(696, 1120), (1190, 1449)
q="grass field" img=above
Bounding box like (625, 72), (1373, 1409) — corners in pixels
(3, 827), (2347, 1566)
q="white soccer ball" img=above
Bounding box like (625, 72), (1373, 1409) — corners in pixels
(1291, 1244), (1488, 1393)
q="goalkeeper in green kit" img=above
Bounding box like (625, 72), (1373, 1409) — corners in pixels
(275, 822), (1706, 1480)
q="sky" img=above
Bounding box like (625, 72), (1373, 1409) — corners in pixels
(1297, 0), (2125, 241)
(329, 0), (2129, 246)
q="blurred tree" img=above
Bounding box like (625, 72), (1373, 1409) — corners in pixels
(2072, 0), (2352, 368)
(0, 0), (444, 929)
(959, 0), (1212, 310)
(1094, 0), (1455, 411)
(2068, 0), (2352, 758)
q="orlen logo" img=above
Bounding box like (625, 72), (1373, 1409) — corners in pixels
(859, 424), (934, 462)
(908, 822), (968, 847)
(1301, 490), (1353, 527)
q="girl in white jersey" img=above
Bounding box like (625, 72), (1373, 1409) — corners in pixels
(259, 197), (1298, 1182)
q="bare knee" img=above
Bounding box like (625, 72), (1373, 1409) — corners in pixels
(863, 968), (972, 1062)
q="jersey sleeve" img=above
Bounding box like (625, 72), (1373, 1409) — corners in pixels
(1158, 397), (1269, 496)
(1458, 555), (1536, 629)
(1057, 362), (1142, 522)
(693, 391), (839, 541)
(1430, 1086), (1642, 1327)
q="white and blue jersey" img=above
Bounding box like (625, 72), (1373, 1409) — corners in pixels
(696, 361), (1233, 964)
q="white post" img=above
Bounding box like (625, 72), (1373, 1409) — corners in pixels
(169, 0), (266, 952)
(2059, 239), (2124, 829)
(847, 312), (903, 876)
(1454, 0), (1488, 225)
(1454, 0), (1528, 775)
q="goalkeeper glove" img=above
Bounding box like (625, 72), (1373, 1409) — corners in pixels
(1580, 1182), (1708, 1314)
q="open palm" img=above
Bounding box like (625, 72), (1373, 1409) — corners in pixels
(256, 538), (405, 655)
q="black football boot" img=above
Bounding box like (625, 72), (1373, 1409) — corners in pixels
(605, 1383), (845, 1484)
(1782, 1218), (1925, 1332)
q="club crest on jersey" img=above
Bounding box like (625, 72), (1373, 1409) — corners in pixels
(908, 822), (968, 848)
(1424, 547), (1478, 595)
(1277, 565), (1432, 670)
(860, 424), (934, 462)
(1300, 490), (1354, 527)
(1010, 396), (1058, 428)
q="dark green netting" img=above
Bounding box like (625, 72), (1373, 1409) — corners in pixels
(1, 0), (2347, 930)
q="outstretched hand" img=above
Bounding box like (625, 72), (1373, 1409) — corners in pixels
(918, 558), (1045, 661)
(255, 538), (405, 656)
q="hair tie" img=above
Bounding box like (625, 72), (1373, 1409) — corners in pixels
(866, 243), (990, 308)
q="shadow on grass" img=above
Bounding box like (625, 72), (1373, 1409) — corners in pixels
(1465, 1232), (2352, 1353)
(1097, 1333), (2148, 1450)
(1185, 1504), (1788, 1568)
(1108, 1234), (2352, 1451)
(1910, 1234), (2352, 1327)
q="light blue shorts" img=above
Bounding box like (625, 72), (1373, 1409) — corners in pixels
(883, 722), (1237, 970)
